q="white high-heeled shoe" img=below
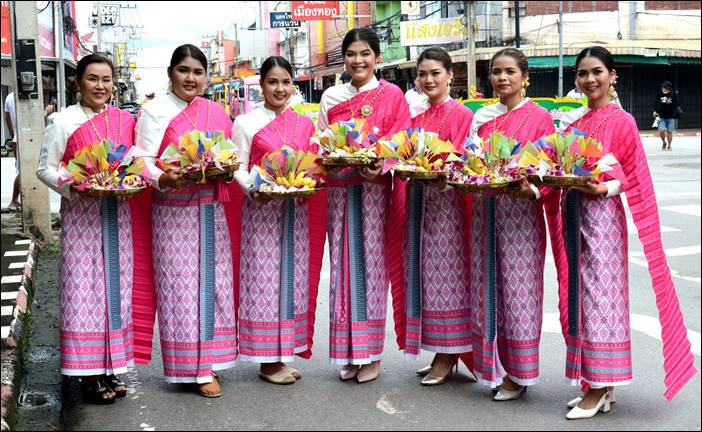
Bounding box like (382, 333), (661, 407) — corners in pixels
(566, 390), (611, 420)
(493, 385), (526, 401)
(567, 387), (616, 408)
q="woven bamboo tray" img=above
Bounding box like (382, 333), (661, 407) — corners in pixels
(258, 188), (323, 200)
(394, 168), (447, 181)
(183, 162), (239, 181)
(448, 179), (512, 193)
(528, 174), (592, 187)
(321, 156), (379, 167)
(86, 185), (147, 198)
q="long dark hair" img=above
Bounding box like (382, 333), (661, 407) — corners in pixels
(575, 46), (615, 72)
(260, 56), (293, 80)
(168, 44), (208, 75)
(417, 47), (453, 72)
(490, 47), (528, 75)
(341, 27), (380, 57)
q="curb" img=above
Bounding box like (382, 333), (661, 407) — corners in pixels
(1, 240), (37, 432)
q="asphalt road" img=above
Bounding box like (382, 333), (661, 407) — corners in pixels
(5, 135), (701, 430)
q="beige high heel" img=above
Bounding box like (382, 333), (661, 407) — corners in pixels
(420, 359), (459, 386)
(356, 361), (381, 383)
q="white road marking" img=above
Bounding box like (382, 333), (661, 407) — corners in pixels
(629, 245), (700, 258)
(8, 262), (26, 269)
(629, 257), (701, 284)
(1, 305), (13, 316)
(4, 250), (28, 257)
(1, 275), (22, 284)
(660, 205), (701, 217)
(13, 240), (31, 245)
(655, 192), (701, 199)
(1, 327), (9, 339)
(542, 313), (701, 356)
(627, 219), (680, 235)
(0, 291), (18, 301)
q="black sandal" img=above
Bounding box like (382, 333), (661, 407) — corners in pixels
(105, 374), (127, 398)
(80, 378), (116, 405)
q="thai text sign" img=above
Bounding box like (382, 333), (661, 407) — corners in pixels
(270, 12), (301, 28)
(400, 17), (466, 46)
(291, 1), (338, 21)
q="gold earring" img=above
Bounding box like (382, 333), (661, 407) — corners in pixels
(76, 91), (82, 101)
(609, 77), (618, 99)
(168, 81), (173, 92)
(520, 85), (526, 98)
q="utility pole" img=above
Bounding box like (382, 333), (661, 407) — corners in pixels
(96, 1), (102, 52)
(463, 1), (476, 97)
(54, 0), (66, 109)
(514, 0), (520, 48)
(558, 1), (564, 97)
(10, 1), (52, 242)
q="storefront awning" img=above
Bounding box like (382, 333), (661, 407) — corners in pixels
(379, 39), (701, 70)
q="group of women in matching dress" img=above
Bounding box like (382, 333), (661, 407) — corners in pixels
(36, 27), (695, 420)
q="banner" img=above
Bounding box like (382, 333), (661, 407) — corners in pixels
(270, 12), (301, 28)
(1, 1), (10, 56)
(291, 1), (337, 21)
(400, 17), (465, 47)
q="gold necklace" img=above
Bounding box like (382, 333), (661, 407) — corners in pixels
(573, 104), (621, 138)
(82, 104), (122, 144)
(182, 99), (200, 130)
(350, 83), (388, 118)
(273, 110), (300, 148)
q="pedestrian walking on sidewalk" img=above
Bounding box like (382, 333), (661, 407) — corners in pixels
(133, 44), (239, 398)
(557, 46), (696, 420)
(36, 54), (150, 405)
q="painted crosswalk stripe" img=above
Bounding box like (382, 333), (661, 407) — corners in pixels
(660, 205), (701, 217)
(627, 219), (680, 235)
(1, 305), (13, 316)
(1, 327), (9, 339)
(4, 250), (29, 257)
(8, 262), (25, 269)
(1, 275), (23, 284)
(14, 240), (31, 245)
(630, 245), (701, 258)
(629, 257), (701, 284)
(0, 291), (18, 301)
(542, 312), (701, 356)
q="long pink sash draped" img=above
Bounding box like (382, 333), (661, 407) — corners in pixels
(560, 103), (696, 400)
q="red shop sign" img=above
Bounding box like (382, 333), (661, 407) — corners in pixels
(291, 1), (338, 21)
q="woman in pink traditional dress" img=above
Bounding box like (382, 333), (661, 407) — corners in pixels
(231, 56), (325, 385)
(37, 54), (150, 404)
(134, 44), (239, 397)
(389, 47), (475, 385)
(558, 46), (696, 419)
(467, 48), (567, 401)
(318, 28), (411, 383)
